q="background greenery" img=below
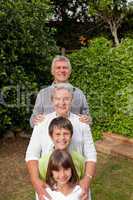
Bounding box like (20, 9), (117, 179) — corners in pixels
(0, 0), (133, 139)
(69, 37), (133, 139)
(0, 0), (58, 135)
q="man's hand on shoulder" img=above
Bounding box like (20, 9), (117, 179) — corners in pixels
(79, 114), (92, 125)
(32, 114), (45, 125)
(32, 178), (51, 200)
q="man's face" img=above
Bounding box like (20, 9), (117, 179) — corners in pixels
(52, 60), (71, 83)
(51, 127), (72, 150)
(52, 89), (72, 117)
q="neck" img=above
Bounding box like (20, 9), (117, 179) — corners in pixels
(56, 183), (73, 195)
(54, 80), (69, 84)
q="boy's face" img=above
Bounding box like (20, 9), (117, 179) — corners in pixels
(51, 127), (72, 150)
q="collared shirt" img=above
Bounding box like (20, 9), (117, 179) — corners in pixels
(26, 112), (97, 162)
(30, 84), (89, 127)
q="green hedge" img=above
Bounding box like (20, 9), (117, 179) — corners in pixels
(0, 0), (58, 135)
(69, 37), (133, 139)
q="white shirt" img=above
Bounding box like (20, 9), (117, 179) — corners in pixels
(25, 112), (96, 162)
(36, 185), (91, 200)
(36, 185), (82, 200)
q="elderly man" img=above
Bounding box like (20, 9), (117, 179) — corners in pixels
(30, 55), (91, 127)
(26, 83), (96, 200)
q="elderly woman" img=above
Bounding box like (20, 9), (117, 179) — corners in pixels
(25, 83), (96, 200)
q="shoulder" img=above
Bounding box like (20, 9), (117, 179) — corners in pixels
(39, 153), (51, 165)
(71, 151), (85, 162)
(33, 112), (56, 130)
(70, 113), (90, 128)
(73, 86), (85, 95)
(72, 185), (82, 197)
(37, 85), (52, 95)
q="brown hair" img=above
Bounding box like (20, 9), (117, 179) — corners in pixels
(49, 116), (73, 137)
(45, 149), (79, 189)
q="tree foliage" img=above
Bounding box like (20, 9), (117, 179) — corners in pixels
(69, 37), (133, 139)
(88, 0), (132, 45)
(50, 0), (97, 50)
(0, 0), (58, 135)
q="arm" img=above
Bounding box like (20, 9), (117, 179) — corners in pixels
(25, 125), (50, 200)
(80, 92), (89, 115)
(30, 91), (44, 128)
(27, 160), (45, 198)
(77, 89), (92, 125)
(27, 160), (51, 200)
(25, 125), (42, 161)
(79, 161), (96, 200)
(82, 124), (97, 162)
(80, 124), (97, 200)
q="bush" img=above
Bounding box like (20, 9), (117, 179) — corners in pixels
(69, 37), (133, 139)
(0, 0), (58, 135)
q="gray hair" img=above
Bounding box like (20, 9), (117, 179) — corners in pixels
(51, 83), (74, 98)
(51, 55), (72, 71)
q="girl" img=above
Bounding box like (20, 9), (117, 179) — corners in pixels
(37, 149), (82, 200)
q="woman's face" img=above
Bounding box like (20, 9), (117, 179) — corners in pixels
(52, 89), (72, 117)
(52, 166), (72, 187)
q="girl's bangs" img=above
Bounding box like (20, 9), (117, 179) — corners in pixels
(51, 158), (71, 171)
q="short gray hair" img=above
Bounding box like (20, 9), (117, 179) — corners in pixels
(51, 55), (71, 71)
(51, 83), (74, 98)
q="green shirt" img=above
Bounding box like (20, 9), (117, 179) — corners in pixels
(39, 151), (85, 180)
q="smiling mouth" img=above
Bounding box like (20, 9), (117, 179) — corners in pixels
(58, 142), (67, 145)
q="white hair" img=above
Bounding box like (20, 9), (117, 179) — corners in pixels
(51, 83), (74, 99)
(51, 55), (71, 71)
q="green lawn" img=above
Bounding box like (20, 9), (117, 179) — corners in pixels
(92, 154), (133, 200)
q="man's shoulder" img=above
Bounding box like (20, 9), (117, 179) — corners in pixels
(72, 85), (85, 95)
(39, 152), (51, 163)
(38, 85), (52, 94)
(71, 151), (85, 162)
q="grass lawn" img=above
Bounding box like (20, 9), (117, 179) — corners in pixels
(0, 138), (133, 200)
(92, 154), (133, 200)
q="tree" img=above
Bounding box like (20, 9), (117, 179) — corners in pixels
(0, 0), (58, 134)
(50, 0), (95, 50)
(51, 0), (89, 22)
(88, 0), (132, 45)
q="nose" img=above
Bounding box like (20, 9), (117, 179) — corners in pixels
(60, 133), (65, 140)
(60, 168), (65, 177)
(60, 67), (65, 72)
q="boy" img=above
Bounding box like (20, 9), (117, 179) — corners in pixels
(39, 116), (85, 180)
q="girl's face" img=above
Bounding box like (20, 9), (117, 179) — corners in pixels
(52, 166), (72, 187)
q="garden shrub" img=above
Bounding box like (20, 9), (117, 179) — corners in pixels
(0, 0), (58, 136)
(69, 37), (133, 139)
